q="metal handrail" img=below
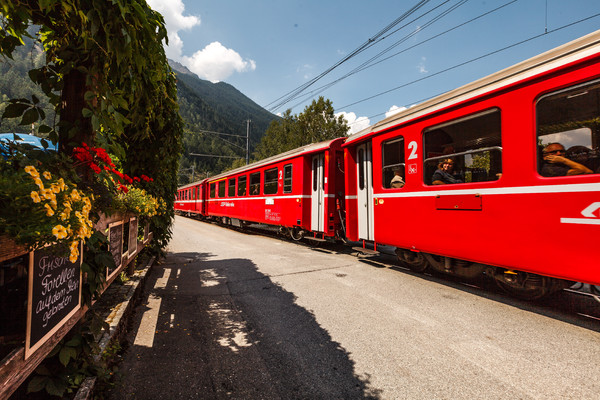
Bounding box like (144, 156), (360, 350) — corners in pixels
(423, 146), (503, 164)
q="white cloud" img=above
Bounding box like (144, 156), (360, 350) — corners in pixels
(182, 42), (256, 83)
(385, 105), (407, 118)
(336, 112), (371, 135)
(417, 56), (428, 74)
(146, 0), (200, 61)
(147, 0), (256, 83)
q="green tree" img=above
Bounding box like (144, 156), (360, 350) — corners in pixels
(253, 97), (348, 160)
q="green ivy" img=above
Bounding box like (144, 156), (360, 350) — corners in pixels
(1, 1), (183, 397)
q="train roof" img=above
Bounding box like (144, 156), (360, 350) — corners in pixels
(178, 137), (345, 189)
(345, 28), (600, 146)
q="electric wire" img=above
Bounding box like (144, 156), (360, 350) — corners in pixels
(338, 11), (600, 120)
(286, 0), (518, 112)
(265, 0), (434, 112)
(287, 0), (477, 112)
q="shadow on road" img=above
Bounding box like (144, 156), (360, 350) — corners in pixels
(108, 251), (382, 400)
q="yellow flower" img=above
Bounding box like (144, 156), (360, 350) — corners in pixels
(31, 191), (41, 203)
(69, 241), (80, 263)
(57, 178), (67, 191)
(42, 188), (55, 201)
(24, 165), (39, 177)
(42, 171), (52, 180)
(70, 189), (81, 202)
(44, 204), (54, 216)
(52, 225), (68, 240)
(50, 183), (61, 194)
(34, 178), (44, 190)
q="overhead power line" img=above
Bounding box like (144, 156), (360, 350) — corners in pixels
(265, 0), (434, 113)
(287, 0), (479, 111)
(340, 12), (600, 127)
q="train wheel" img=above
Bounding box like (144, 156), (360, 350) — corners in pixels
(494, 270), (552, 300)
(396, 249), (429, 272)
(288, 227), (304, 241)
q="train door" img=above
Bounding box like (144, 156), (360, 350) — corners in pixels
(311, 153), (325, 232)
(356, 142), (374, 240)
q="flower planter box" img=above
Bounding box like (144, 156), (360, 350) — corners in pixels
(0, 236), (28, 263)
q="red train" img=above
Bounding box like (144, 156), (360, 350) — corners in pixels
(175, 30), (600, 299)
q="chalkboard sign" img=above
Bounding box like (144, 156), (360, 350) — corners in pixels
(25, 245), (82, 358)
(128, 218), (138, 257)
(108, 221), (123, 279)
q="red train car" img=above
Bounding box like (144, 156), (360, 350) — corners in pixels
(344, 30), (600, 298)
(175, 179), (206, 217)
(202, 138), (346, 240)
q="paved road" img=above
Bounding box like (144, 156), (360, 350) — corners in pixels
(108, 216), (600, 399)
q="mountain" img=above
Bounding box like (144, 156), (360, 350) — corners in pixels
(169, 59), (279, 184)
(0, 47), (279, 184)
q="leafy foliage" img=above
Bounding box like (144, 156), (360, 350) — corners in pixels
(253, 97), (349, 160)
(1, 1), (183, 397)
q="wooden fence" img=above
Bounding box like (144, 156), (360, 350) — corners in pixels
(0, 213), (151, 399)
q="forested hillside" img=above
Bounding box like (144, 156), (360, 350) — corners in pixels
(0, 45), (278, 185)
(0, 35), (53, 134)
(170, 61), (278, 184)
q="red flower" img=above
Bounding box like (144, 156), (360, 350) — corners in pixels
(118, 184), (128, 193)
(141, 175), (151, 182)
(134, 177), (140, 182)
(113, 169), (124, 179)
(93, 147), (113, 165)
(90, 163), (101, 174)
(123, 174), (133, 184)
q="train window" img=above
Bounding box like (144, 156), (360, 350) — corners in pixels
(218, 180), (225, 197)
(536, 79), (600, 177)
(228, 178), (236, 197)
(382, 137), (405, 189)
(249, 172), (260, 195)
(358, 148), (365, 190)
(423, 108), (502, 185)
(264, 168), (278, 195)
(283, 164), (293, 193)
(209, 182), (216, 198)
(238, 175), (247, 196)
(197, 186), (201, 199)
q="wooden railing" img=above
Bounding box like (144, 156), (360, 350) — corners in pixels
(0, 213), (151, 399)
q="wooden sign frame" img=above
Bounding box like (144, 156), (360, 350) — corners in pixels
(143, 222), (150, 244)
(25, 244), (82, 359)
(107, 220), (124, 281)
(128, 217), (138, 258)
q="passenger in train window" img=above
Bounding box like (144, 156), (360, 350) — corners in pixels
(431, 158), (463, 185)
(390, 168), (405, 188)
(541, 143), (592, 176)
(567, 145), (598, 172)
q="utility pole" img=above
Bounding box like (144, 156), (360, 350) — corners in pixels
(246, 119), (251, 165)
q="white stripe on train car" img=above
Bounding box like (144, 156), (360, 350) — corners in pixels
(358, 182), (600, 199)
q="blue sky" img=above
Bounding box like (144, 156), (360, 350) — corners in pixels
(147, 0), (600, 134)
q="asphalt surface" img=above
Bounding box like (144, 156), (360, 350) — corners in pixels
(107, 216), (600, 399)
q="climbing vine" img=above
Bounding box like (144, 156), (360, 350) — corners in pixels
(0, 0), (183, 397)
(0, 0), (183, 252)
